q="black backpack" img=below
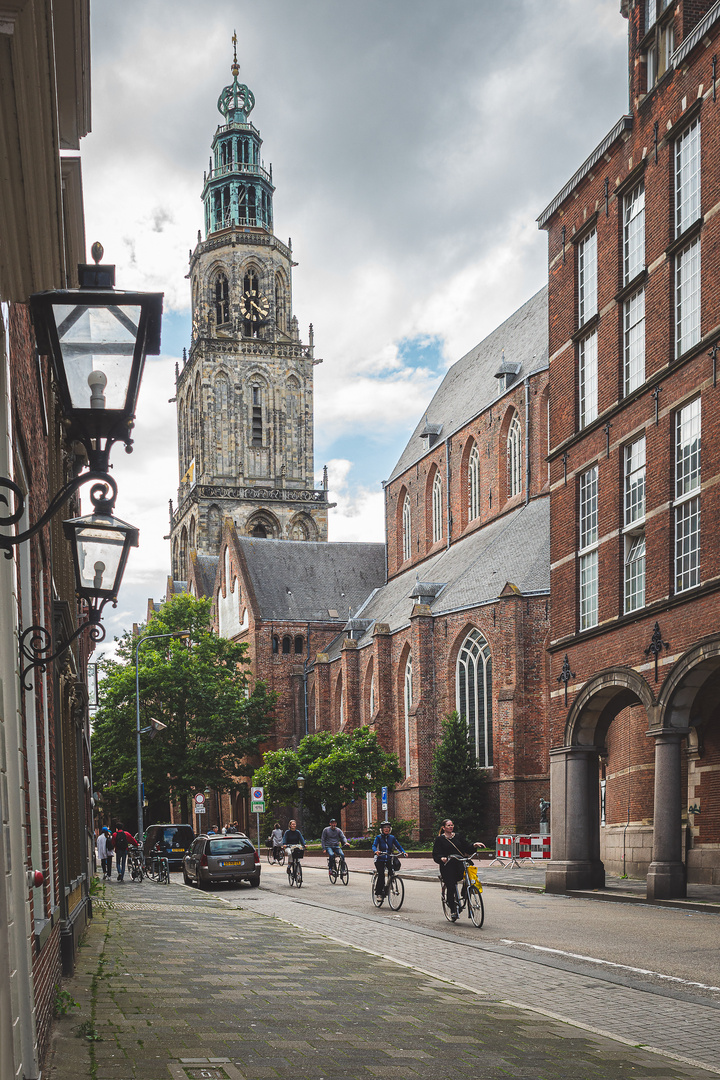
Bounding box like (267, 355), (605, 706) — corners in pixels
(114, 831), (128, 854)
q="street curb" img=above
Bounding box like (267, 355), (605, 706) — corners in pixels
(566, 888), (720, 914)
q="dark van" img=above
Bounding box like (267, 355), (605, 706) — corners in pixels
(143, 824), (195, 870)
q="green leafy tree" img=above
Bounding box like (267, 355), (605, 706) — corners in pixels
(429, 711), (486, 840)
(253, 727), (402, 833)
(92, 593), (276, 828)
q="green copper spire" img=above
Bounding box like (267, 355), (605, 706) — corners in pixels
(201, 33), (274, 237)
(217, 31), (255, 123)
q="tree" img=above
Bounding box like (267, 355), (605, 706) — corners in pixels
(252, 727), (402, 833)
(92, 593), (276, 828)
(429, 711), (486, 840)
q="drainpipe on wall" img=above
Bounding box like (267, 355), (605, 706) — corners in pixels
(445, 436), (451, 549)
(524, 376), (530, 505)
(303, 622), (310, 736)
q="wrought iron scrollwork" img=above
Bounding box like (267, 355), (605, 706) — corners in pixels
(20, 609), (108, 691)
(0, 470), (118, 557)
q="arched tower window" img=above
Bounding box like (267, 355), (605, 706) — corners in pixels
(456, 629), (493, 766)
(189, 517), (196, 551)
(294, 635), (304, 654)
(275, 272), (286, 332)
(214, 274), (229, 325)
(251, 384), (263, 446)
(282, 636), (291, 655)
(402, 493), (412, 563)
(507, 412), (522, 498)
(369, 673), (375, 716)
(403, 654), (413, 778)
(432, 472), (443, 544)
(468, 442), (480, 521)
(242, 268), (261, 338)
(272, 635), (279, 654)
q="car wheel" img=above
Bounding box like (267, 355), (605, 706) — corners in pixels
(182, 868), (193, 885)
(249, 877), (260, 888)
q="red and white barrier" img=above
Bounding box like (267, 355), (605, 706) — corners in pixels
(495, 835), (515, 860)
(531, 834), (551, 860)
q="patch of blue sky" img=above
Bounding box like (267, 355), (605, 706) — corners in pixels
(158, 308), (192, 359)
(315, 432), (410, 490)
(393, 333), (447, 375)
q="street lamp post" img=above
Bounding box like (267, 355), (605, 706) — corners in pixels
(135, 630), (189, 839)
(296, 774), (305, 833)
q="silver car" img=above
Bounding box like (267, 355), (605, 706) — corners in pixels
(183, 834), (261, 889)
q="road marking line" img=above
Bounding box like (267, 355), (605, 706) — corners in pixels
(500, 939), (720, 992)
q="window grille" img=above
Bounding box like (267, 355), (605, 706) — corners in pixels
(578, 229), (598, 326)
(676, 238), (701, 356)
(579, 331), (598, 428)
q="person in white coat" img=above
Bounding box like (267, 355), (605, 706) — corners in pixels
(97, 827), (113, 879)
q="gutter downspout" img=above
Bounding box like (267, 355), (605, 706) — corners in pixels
(524, 377), (531, 505)
(445, 436), (451, 549)
(303, 621), (310, 736)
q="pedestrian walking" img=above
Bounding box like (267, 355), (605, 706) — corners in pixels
(112, 823), (139, 882)
(97, 827), (113, 879)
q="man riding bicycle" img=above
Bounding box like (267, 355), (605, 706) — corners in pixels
(320, 818), (347, 871)
(432, 819), (483, 921)
(372, 821), (407, 902)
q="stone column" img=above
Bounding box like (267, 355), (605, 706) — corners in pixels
(646, 729), (687, 900)
(545, 746), (605, 893)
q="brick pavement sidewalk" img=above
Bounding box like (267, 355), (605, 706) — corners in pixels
(45, 879), (716, 1080)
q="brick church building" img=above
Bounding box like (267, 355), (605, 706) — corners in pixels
(165, 49), (553, 840)
(540, 0), (720, 898)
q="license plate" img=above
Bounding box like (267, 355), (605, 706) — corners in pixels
(172, 848), (184, 852)
(222, 860), (244, 867)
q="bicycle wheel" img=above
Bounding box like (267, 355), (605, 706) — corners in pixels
(387, 873), (404, 910)
(294, 861), (303, 888)
(277, 847), (286, 866)
(286, 863), (293, 886)
(266, 847), (275, 865)
(371, 872), (383, 907)
(467, 885), (484, 927)
(328, 861), (338, 883)
(440, 883), (455, 922)
(339, 861), (349, 885)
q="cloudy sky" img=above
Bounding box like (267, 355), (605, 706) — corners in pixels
(81, 0), (629, 645)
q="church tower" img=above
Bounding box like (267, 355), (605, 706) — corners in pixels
(171, 39), (330, 581)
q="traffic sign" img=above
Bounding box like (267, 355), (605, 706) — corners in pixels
(195, 806), (206, 814)
(381, 786), (388, 811)
(194, 792), (205, 805)
(251, 787), (264, 802)
(251, 800), (265, 814)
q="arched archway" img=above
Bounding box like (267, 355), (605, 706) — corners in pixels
(246, 510), (280, 539)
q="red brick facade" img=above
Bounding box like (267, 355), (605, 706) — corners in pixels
(542, 0), (720, 894)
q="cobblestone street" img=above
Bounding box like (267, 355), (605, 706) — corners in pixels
(45, 874), (720, 1080)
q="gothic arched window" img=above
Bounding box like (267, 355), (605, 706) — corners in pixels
(251, 384), (263, 447)
(456, 629), (493, 766)
(275, 272), (286, 332)
(214, 274), (229, 325)
(507, 412), (522, 498)
(403, 654), (413, 777)
(468, 442), (480, 521)
(282, 636), (291, 655)
(189, 517), (196, 551)
(432, 472), (443, 544)
(272, 635), (279, 654)
(402, 494), (412, 563)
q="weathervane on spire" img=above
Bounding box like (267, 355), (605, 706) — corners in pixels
(231, 29), (239, 76)
(217, 29), (255, 121)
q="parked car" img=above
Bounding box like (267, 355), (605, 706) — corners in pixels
(183, 833), (260, 888)
(143, 824), (195, 870)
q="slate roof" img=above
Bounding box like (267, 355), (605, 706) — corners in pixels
(320, 496), (549, 661)
(388, 287), (548, 482)
(190, 553), (219, 599)
(236, 538), (386, 622)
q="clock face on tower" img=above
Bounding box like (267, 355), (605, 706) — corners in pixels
(240, 290), (270, 323)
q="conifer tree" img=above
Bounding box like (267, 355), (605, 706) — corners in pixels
(429, 711), (485, 839)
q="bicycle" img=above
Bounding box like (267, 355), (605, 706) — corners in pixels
(129, 850), (144, 882)
(266, 842), (286, 866)
(147, 852), (171, 884)
(440, 855), (484, 927)
(371, 856), (404, 910)
(285, 844), (303, 888)
(327, 850), (349, 885)
(157, 856), (170, 885)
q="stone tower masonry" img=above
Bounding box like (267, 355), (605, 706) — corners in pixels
(171, 40), (331, 580)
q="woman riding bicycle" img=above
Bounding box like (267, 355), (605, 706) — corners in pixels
(432, 819), (483, 921)
(282, 819), (306, 866)
(270, 822), (284, 861)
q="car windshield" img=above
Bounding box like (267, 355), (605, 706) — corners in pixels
(208, 839), (254, 856)
(155, 828), (192, 848)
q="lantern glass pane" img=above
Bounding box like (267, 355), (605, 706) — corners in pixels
(53, 304), (141, 411)
(74, 517), (128, 594)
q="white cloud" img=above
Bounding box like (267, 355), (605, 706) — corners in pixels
(323, 461), (386, 543)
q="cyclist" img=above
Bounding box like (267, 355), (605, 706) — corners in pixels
(432, 819), (483, 921)
(372, 821), (407, 903)
(320, 818), (347, 873)
(282, 819), (306, 874)
(270, 821), (284, 861)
